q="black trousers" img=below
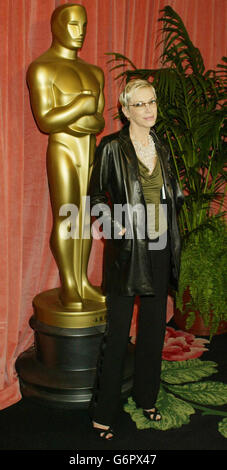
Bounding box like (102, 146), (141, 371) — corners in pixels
(90, 234), (170, 426)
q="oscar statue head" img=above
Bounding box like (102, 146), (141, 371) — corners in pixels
(51, 4), (87, 50)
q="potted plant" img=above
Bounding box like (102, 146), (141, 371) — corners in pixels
(107, 5), (227, 336)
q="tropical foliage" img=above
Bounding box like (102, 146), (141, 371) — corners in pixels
(125, 358), (227, 438)
(106, 5), (227, 334)
(107, 5), (227, 238)
(175, 217), (227, 335)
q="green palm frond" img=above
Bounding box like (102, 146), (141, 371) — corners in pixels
(158, 6), (205, 74)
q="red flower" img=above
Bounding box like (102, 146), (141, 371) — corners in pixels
(162, 327), (209, 361)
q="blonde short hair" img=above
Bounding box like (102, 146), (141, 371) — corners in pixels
(119, 79), (156, 108)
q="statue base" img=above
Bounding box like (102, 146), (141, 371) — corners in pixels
(16, 288), (134, 408)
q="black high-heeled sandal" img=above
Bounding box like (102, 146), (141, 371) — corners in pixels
(92, 425), (115, 440)
(143, 407), (162, 422)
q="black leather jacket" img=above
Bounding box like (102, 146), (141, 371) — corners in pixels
(89, 124), (184, 296)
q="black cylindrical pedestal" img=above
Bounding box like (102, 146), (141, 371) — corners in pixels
(16, 316), (134, 408)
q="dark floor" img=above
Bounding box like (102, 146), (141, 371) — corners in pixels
(0, 325), (227, 462)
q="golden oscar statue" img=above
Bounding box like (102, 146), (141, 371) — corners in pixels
(15, 4), (136, 408)
(27, 2), (106, 324)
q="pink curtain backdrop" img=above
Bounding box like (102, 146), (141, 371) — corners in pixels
(0, 0), (226, 410)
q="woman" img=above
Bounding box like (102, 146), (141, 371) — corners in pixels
(89, 79), (184, 440)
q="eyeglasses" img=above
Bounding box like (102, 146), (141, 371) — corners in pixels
(128, 99), (157, 108)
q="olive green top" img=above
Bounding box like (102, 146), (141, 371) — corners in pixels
(138, 157), (167, 239)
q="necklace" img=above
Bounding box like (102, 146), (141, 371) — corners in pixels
(131, 134), (157, 174)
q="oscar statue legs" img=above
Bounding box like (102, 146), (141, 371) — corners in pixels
(47, 133), (104, 309)
(47, 137), (82, 308)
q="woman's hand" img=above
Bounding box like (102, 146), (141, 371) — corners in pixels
(118, 227), (126, 236)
